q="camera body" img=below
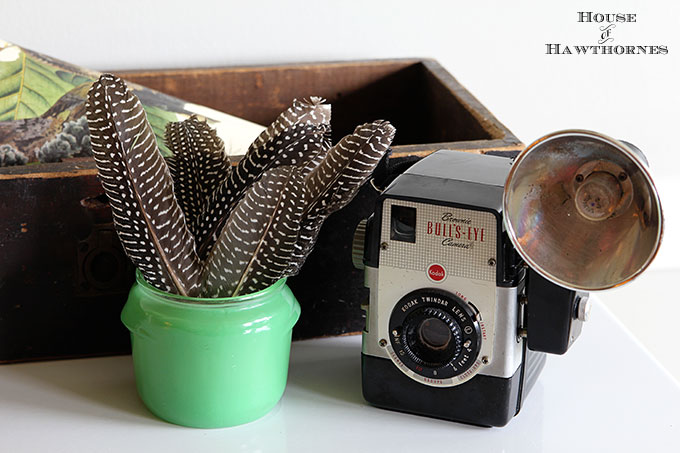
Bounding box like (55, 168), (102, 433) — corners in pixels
(355, 150), (589, 427)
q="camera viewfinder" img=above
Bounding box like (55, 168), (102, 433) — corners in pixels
(390, 205), (416, 243)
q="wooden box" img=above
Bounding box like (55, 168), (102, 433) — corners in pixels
(0, 59), (521, 362)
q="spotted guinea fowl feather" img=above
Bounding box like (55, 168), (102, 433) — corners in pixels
(165, 115), (230, 235)
(200, 166), (307, 297)
(191, 97), (330, 258)
(86, 74), (201, 296)
(305, 121), (394, 212)
(194, 118), (330, 259)
(249, 96), (331, 153)
(286, 120), (395, 274)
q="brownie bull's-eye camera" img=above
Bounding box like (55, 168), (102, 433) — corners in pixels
(352, 130), (663, 427)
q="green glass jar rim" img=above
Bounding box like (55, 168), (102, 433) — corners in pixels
(134, 270), (288, 308)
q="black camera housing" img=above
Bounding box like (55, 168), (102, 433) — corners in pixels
(357, 150), (586, 427)
(362, 346), (546, 427)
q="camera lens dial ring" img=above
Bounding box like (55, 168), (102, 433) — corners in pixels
(388, 289), (482, 384)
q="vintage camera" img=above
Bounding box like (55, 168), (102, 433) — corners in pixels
(352, 130), (663, 427)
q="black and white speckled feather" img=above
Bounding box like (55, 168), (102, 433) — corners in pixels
(249, 97), (331, 153)
(287, 120), (395, 274)
(195, 120), (330, 258)
(165, 116), (230, 236)
(200, 166), (307, 297)
(192, 98), (330, 258)
(85, 74), (202, 296)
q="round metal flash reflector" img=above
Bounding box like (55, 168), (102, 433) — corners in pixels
(503, 130), (663, 291)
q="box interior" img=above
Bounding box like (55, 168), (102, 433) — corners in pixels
(120, 60), (505, 150)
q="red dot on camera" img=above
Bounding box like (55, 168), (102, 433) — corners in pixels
(427, 264), (446, 282)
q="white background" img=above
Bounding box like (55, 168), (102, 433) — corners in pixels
(2, 0), (679, 375)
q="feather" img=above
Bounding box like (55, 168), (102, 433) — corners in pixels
(164, 115), (230, 235)
(194, 117), (330, 259)
(200, 166), (307, 297)
(287, 120), (395, 274)
(229, 121), (329, 206)
(86, 74), (201, 296)
(250, 96), (331, 153)
(287, 212), (326, 275)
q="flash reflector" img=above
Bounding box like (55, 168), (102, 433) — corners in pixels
(504, 130), (663, 291)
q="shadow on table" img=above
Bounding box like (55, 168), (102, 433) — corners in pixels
(1, 355), (160, 425)
(286, 337), (365, 405)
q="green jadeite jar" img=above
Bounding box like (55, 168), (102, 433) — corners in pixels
(121, 272), (301, 429)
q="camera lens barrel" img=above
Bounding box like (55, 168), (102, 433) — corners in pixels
(418, 314), (454, 350)
(389, 289), (482, 382)
(404, 307), (462, 367)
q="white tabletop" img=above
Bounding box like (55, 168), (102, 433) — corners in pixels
(1, 299), (678, 453)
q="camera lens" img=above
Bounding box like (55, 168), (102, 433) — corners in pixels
(389, 289), (481, 382)
(418, 318), (452, 350)
(403, 307), (462, 368)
